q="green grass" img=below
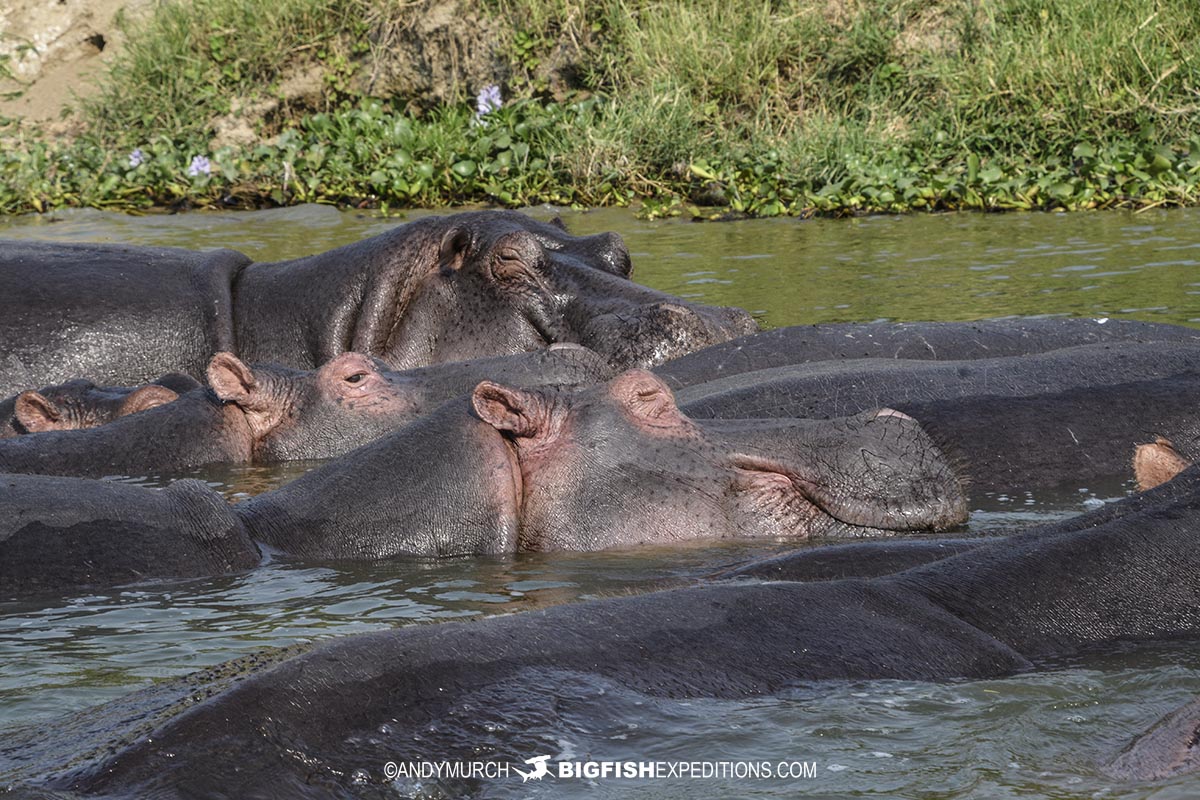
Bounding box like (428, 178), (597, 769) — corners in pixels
(2, 0), (1199, 215)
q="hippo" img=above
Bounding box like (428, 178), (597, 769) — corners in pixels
(6, 464), (1200, 798)
(0, 345), (614, 478)
(0, 370), (967, 596)
(655, 318), (1200, 388)
(239, 370), (967, 560)
(1104, 696), (1200, 781)
(0, 374), (199, 438)
(0, 212), (756, 396)
(675, 342), (1200, 496)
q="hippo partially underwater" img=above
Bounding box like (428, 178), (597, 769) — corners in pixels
(0, 345), (614, 477)
(4, 463), (1200, 798)
(0, 373), (200, 437)
(0, 370), (967, 597)
(0, 211), (756, 396)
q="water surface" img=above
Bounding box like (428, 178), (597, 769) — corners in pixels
(1, 206), (1198, 797)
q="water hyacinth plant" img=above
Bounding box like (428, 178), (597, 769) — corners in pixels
(187, 155), (212, 177)
(0, 0), (1198, 216)
(475, 85), (502, 124)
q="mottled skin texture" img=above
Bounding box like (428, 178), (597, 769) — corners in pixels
(655, 318), (1200, 388)
(0, 374), (199, 438)
(240, 370), (967, 560)
(0, 212), (754, 395)
(0, 347), (614, 478)
(0, 474), (257, 599)
(677, 343), (1200, 496)
(11, 466), (1200, 798)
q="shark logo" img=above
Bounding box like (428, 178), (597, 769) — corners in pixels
(514, 754), (552, 782)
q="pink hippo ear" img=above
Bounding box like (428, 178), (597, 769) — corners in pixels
(1134, 437), (1192, 492)
(13, 391), (65, 433)
(438, 227), (471, 272)
(118, 384), (180, 417)
(207, 353), (269, 411)
(207, 352), (280, 439)
(471, 381), (551, 439)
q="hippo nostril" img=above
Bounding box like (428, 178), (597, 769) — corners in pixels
(585, 231), (633, 278)
(719, 306), (760, 335)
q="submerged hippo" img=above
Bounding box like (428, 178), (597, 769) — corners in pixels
(0, 374), (199, 438)
(676, 342), (1200, 496)
(7, 466), (1200, 797)
(0, 370), (967, 596)
(655, 318), (1200, 387)
(0, 212), (756, 395)
(1105, 695), (1200, 781)
(0, 345), (614, 478)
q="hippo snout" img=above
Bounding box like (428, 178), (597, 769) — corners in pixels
(580, 231), (633, 278)
(582, 301), (761, 369)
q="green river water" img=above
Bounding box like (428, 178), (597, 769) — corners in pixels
(1, 205), (1199, 798)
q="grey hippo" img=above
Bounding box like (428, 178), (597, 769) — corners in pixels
(3, 463), (1199, 798)
(672, 340), (1200, 497)
(0, 369), (967, 597)
(0, 373), (200, 438)
(655, 318), (1200, 388)
(0, 211), (756, 396)
(0, 345), (613, 477)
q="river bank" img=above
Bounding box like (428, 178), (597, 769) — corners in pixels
(2, 0), (1198, 217)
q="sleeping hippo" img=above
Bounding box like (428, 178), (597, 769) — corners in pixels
(6, 465), (1200, 797)
(0, 345), (614, 477)
(0, 370), (967, 596)
(0, 211), (756, 396)
(0, 373), (199, 438)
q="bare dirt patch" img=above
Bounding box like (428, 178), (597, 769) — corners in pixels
(0, 0), (148, 131)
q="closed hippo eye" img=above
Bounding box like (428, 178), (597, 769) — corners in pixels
(493, 249), (534, 281)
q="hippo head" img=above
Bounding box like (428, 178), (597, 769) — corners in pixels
(203, 346), (616, 462)
(240, 370), (967, 560)
(469, 370), (969, 550)
(207, 351), (422, 461)
(8, 378), (187, 435)
(354, 212), (758, 370)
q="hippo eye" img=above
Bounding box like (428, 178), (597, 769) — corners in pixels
(493, 249), (534, 281)
(345, 372), (367, 384)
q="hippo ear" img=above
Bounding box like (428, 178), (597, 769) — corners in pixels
(1134, 437), (1192, 492)
(548, 216), (568, 232)
(438, 227), (471, 271)
(119, 385), (180, 417)
(13, 391), (64, 433)
(207, 352), (265, 410)
(471, 381), (549, 439)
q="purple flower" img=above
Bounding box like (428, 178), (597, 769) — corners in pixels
(187, 155), (211, 177)
(475, 85), (502, 119)
(128, 148), (145, 168)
